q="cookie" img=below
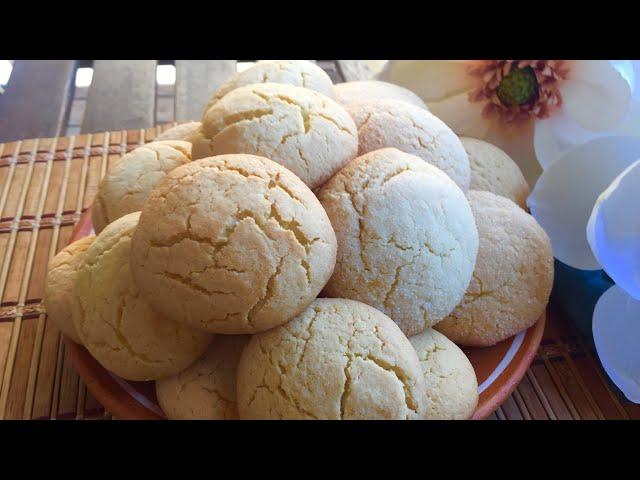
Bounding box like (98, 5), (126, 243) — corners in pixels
(92, 141), (192, 233)
(346, 99), (470, 191)
(156, 335), (250, 420)
(333, 80), (427, 109)
(236, 298), (428, 420)
(318, 148), (478, 337)
(461, 137), (530, 209)
(44, 235), (95, 344)
(72, 212), (212, 381)
(192, 83), (358, 189)
(409, 329), (478, 420)
(130, 155), (337, 334)
(205, 60), (333, 110)
(436, 191), (554, 346)
(155, 122), (201, 142)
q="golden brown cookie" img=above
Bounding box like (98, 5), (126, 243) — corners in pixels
(318, 148), (478, 337)
(333, 80), (427, 109)
(436, 191), (554, 346)
(156, 335), (250, 420)
(236, 298), (428, 420)
(155, 122), (201, 142)
(192, 83), (358, 189)
(461, 137), (530, 209)
(205, 60), (333, 110)
(72, 212), (212, 381)
(92, 141), (192, 233)
(44, 236), (96, 344)
(409, 329), (478, 419)
(346, 99), (470, 191)
(130, 155), (337, 334)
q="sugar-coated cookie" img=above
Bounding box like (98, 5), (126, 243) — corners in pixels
(130, 155), (337, 334)
(346, 99), (470, 191)
(461, 137), (530, 209)
(436, 191), (553, 346)
(236, 298), (428, 420)
(156, 335), (250, 420)
(92, 141), (192, 233)
(44, 236), (96, 344)
(192, 83), (358, 189)
(205, 60), (333, 110)
(409, 329), (478, 420)
(333, 80), (427, 109)
(318, 148), (478, 337)
(72, 212), (212, 381)
(155, 122), (201, 142)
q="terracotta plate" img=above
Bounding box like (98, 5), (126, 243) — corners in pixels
(66, 208), (545, 420)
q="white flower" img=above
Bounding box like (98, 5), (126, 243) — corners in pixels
(379, 60), (637, 185)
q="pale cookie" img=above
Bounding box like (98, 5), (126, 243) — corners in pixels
(436, 191), (554, 347)
(236, 298), (428, 420)
(155, 122), (201, 142)
(333, 80), (428, 109)
(130, 155), (338, 334)
(193, 83), (358, 189)
(318, 148), (478, 337)
(92, 140), (192, 233)
(409, 329), (478, 420)
(205, 60), (333, 111)
(156, 335), (250, 420)
(72, 212), (212, 381)
(461, 137), (530, 209)
(347, 99), (470, 191)
(44, 235), (95, 344)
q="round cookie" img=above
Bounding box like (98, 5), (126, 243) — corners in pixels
(461, 137), (530, 209)
(205, 60), (333, 111)
(236, 298), (428, 420)
(318, 148), (478, 337)
(130, 155), (337, 334)
(155, 122), (201, 142)
(92, 140), (192, 233)
(409, 329), (478, 420)
(192, 83), (358, 189)
(346, 99), (470, 191)
(44, 235), (95, 344)
(72, 212), (212, 381)
(333, 80), (428, 109)
(156, 335), (250, 420)
(436, 191), (554, 347)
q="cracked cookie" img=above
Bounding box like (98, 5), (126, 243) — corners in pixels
(409, 329), (478, 419)
(346, 99), (470, 191)
(72, 212), (213, 381)
(44, 235), (96, 344)
(92, 141), (192, 234)
(461, 137), (530, 209)
(130, 155), (338, 334)
(318, 148), (478, 337)
(191, 83), (358, 189)
(236, 298), (428, 420)
(205, 60), (333, 111)
(333, 80), (428, 109)
(156, 122), (201, 142)
(436, 191), (553, 347)
(156, 334), (250, 419)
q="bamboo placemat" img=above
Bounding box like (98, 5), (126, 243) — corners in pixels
(0, 125), (638, 420)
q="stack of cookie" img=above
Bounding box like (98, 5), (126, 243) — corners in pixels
(44, 60), (553, 420)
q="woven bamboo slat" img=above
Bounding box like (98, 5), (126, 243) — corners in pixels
(0, 123), (637, 420)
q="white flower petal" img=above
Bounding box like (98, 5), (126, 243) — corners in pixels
(428, 91), (490, 139)
(593, 285), (640, 403)
(611, 99), (640, 136)
(527, 136), (640, 270)
(378, 60), (475, 103)
(587, 159), (640, 300)
(560, 60), (631, 132)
